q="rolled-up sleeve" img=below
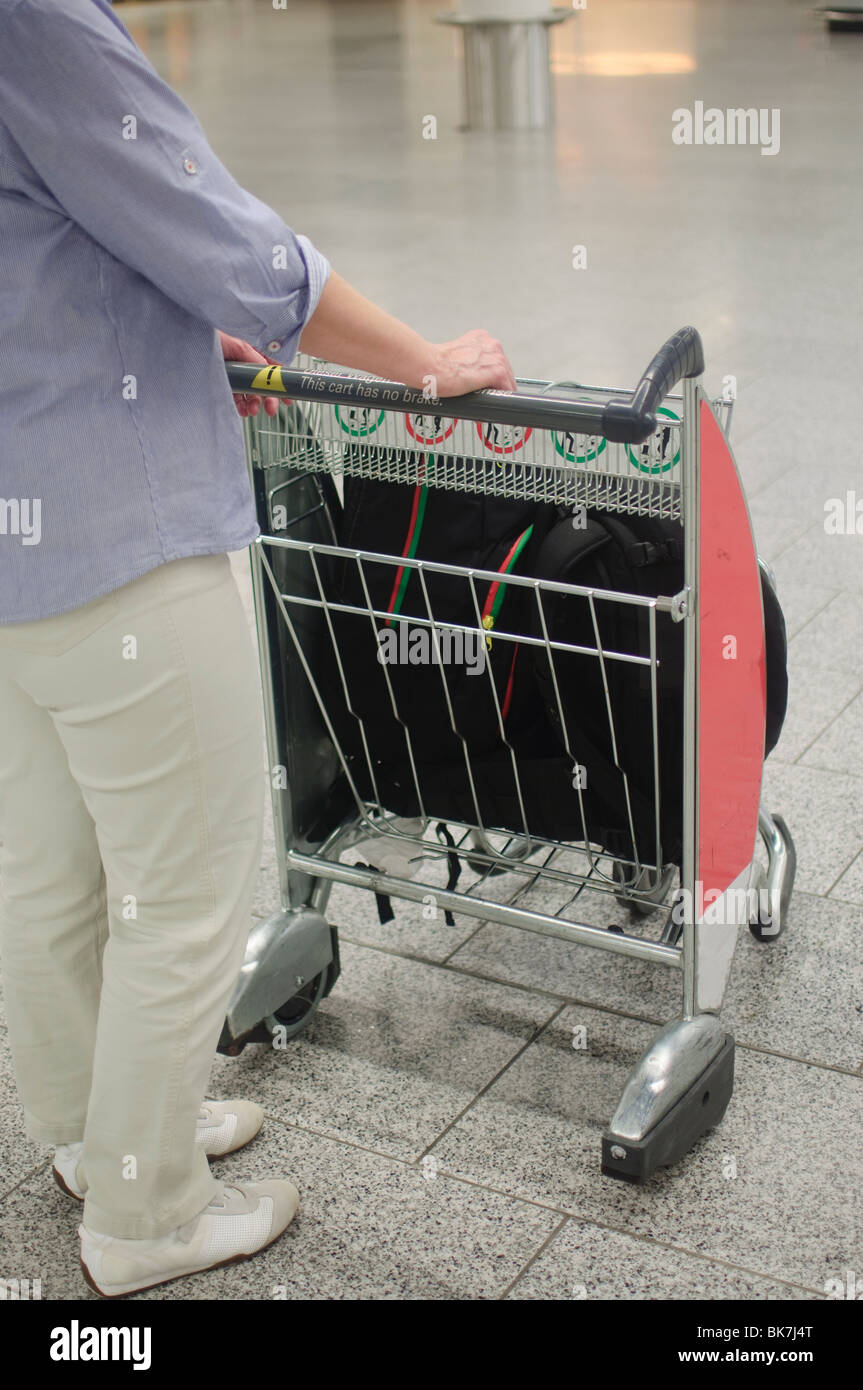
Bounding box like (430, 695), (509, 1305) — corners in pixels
(0, 0), (330, 363)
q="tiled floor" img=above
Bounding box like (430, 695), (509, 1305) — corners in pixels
(1, 0), (861, 1300)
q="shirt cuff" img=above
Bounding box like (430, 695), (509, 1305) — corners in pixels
(262, 235), (331, 359)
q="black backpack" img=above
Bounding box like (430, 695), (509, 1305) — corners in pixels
(329, 473), (558, 766)
(327, 470), (788, 867)
(526, 509), (786, 863)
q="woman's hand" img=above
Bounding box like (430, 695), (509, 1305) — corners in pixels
(218, 331), (280, 418)
(428, 329), (516, 397)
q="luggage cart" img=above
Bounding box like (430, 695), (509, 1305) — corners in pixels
(221, 327), (796, 1182)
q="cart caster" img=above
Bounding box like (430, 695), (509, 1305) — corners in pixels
(749, 810), (796, 943)
(216, 911), (340, 1056)
(260, 966), (329, 1042)
(601, 1015), (735, 1182)
(217, 957), (337, 1055)
(612, 861), (677, 917)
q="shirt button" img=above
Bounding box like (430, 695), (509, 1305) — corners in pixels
(266, 341), (282, 352)
(183, 157), (198, 175)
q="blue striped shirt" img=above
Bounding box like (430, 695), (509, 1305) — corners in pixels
(0, 0), (330, 622)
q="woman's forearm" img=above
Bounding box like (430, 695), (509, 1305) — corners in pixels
(298, 270), (516, 397)
(299, 271), (438, 390)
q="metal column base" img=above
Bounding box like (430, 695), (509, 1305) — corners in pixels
(601, 1015), (735, 1182)
(437, 9), (573, 131)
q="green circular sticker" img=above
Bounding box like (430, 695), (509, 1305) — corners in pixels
(334, 404), (386, 438)
(553, 429), (607, 465)
(625, 407), (681, 474)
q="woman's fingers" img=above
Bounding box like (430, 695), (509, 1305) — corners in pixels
(218, 330), (284, 418)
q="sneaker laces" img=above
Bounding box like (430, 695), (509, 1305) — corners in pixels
(207, 1185), (246, 1211)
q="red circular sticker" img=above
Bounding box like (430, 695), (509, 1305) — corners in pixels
(405, 412), (456, 446)
(475, 421), (532, 456)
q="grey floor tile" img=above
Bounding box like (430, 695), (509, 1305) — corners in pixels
(749, 461), (860, 532)
(721, 892), (863, 1071)
(0, 1170), (84, 1302)
(725, 374), (856, 438)
(760, 761), (863, 897)
(430, 1006), (863, 1292)
(448, 883), (862, 1071)
(773, 527), (863, 598)
(783, 586), (863, 672)
(152, 1126), (559, 1301)
(771, 653), (860, 766)
(732, 420), (810, 498)
(799, 689), (863, 776)
(507, 1219), (820, 1301)
(448, 908), (678, 1025)
(0, 1039), (46, 1200)
(207, 939), (559, 1161)
(0, 1125), (560, 1302)
(774, 579), (839, 642)
(746, 499), (817, 569)
(828, 851), (863, 909)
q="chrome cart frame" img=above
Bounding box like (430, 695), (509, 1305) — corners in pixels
(221, 328), (795, 1181)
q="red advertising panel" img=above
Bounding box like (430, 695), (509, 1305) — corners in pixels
(697, 399), (765, 899)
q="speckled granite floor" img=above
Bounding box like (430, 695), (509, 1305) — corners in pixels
(1, 0), (861, 1300)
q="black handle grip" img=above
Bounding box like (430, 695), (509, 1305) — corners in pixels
(599, 326), (704, 444)
(224, 325), (704, 446)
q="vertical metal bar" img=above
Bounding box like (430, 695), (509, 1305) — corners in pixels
(588, 590), (641, 874)
(533, 583), (597, 863)
(681, 377), (702, 1019)
(647, 601), (663, 876)
(354, 556), (427, 820)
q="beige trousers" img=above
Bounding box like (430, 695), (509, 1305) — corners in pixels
(0, 553), (265, 1239)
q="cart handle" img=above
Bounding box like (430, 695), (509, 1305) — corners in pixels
(224, 325), (704, 446)
(600, 325), (704, 444)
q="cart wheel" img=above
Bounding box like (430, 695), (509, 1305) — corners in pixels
(613, 861), (676, 917)
(261, 968), (329, 1043)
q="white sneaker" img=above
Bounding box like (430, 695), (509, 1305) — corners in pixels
(195, 1099), (264, 1157)
(79, 1180), (299, 1297)
(53, 1099), (265, 1201)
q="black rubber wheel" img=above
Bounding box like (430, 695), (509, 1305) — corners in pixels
(261, 968), (329, 1043)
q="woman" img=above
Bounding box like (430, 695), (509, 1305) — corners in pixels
(0, 0), (515, 1297)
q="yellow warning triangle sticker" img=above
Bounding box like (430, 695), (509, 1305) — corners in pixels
(249, 364), (286, 392)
